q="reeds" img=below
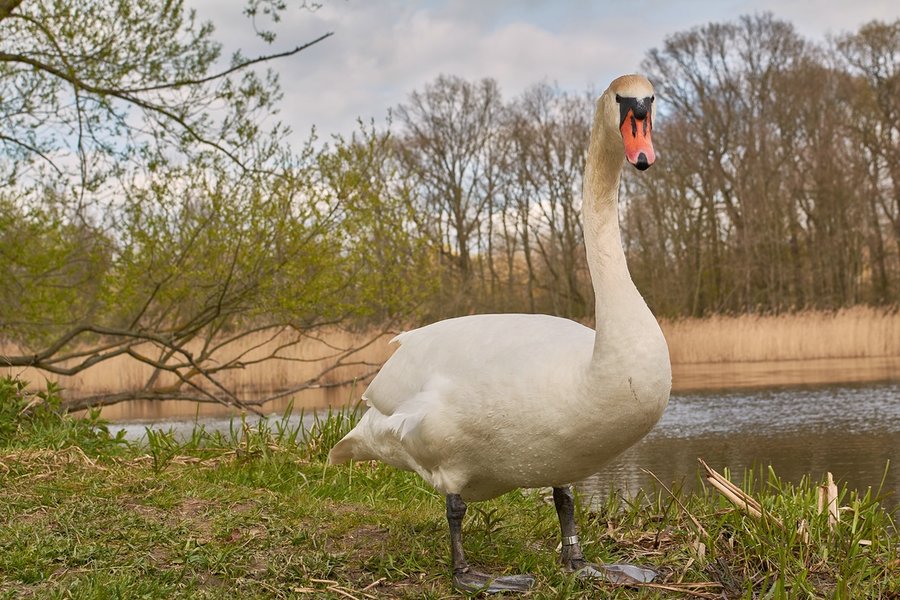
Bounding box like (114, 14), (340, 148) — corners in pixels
(2, 307), (898, 415)
(661, 305), (900, 363)
(1, 328), (395, 417)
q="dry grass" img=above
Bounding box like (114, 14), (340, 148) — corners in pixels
(2, 307), (898, 417)
(660, 305), (900, 363)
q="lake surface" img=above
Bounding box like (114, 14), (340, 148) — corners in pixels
(113, 381), (900, 509)
(581, 382), (900, 510)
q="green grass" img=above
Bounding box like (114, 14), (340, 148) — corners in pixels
(0, 375), (897, 598)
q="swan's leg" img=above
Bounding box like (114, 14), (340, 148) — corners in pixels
(552, 486), (590, 569)
(446, 494), (535, 593)
(552, 486), (658, 584)
(446, 493), (468, 573)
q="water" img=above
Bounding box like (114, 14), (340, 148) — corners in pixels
(112, 382), (900, 508)
(111, 412), (319, 443)
(581, 382), (900, 509)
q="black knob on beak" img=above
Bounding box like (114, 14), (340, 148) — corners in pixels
(634, 152), (650, 171)
(632, 100), (649, 120)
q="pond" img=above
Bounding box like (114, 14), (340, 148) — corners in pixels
(112, 381), (900, 509)
(582, 382), (900, 509)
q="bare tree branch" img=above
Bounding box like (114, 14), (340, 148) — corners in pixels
(0, 133), (63, 174)
(119, 32), (334, 94)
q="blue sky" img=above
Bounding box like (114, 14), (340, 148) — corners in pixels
(192, 0), (899, 141)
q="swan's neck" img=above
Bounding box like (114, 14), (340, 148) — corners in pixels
(582, 123), (667, 381)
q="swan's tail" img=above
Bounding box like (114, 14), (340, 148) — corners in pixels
(327, 435), (355, 464)
(328, 429), (374, 465)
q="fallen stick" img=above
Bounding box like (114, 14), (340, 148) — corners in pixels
(361, 577), (386, 591)
(327, 587), (361, 600)
(625, 581), (722, 599)
(698, 459), (782, 529)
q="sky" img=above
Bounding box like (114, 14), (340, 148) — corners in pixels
(191, 0), (899, 142)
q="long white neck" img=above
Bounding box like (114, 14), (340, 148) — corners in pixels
(564, 77), (670, 467)
(582, 106), (667, 379)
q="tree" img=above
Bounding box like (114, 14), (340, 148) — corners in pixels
(507, 83), (593, 319)
(315, 122), (438, 323)
(0, 0), (409, 412)
(626, 13), (895, 315)
(394, 75), (508, 310)
(835, 19), (900, 303)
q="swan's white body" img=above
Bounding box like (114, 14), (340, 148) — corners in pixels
(330, 75), (671, 502)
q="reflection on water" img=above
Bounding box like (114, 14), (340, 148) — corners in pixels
(580, 382), (900, 509)
(672, 356), (900, 392)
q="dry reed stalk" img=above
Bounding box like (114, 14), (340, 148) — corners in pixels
(698, 459), (783, 528)
(817, 472), (839, 530)
(797, 518), (809, 544)
(641, 467), (709, 538)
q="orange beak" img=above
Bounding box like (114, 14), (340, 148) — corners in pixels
(620, 109), (655, 171)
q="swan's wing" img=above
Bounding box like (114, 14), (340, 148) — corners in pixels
(362, 313), (593, 417)
(330, 313), (594, 470)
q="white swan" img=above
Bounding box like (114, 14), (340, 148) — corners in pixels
(329, 74), (671, 593)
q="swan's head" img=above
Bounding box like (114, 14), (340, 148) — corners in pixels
(604, 74), (656, 171)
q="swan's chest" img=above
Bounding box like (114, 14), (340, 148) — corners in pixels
(448, 363), (670, 498)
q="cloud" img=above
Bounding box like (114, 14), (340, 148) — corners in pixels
(190, 0), (899, 142)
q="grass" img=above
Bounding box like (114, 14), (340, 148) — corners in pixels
(1, 376), (898, 599)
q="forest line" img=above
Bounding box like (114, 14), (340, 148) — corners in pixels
(377, 14), (900, 320)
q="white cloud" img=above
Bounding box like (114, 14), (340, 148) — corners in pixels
(190, 0), (899, 142)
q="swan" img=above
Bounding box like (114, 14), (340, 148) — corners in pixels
(329, 74), (671, 593)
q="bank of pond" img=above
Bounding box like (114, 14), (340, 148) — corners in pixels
(0, 377), (897, 597)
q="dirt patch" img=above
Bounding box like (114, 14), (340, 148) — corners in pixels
(175, 497), (212, 518)
(148, 546), (173, 567)
(16, 507), (48, 526)
(174, 498), (216, 541)
(124, 501), (167, 523)
(229, 500), (258, 514)
(219, 524), (267, 544)
(341, 525), (390, 547)
(123, 497), (216, 540)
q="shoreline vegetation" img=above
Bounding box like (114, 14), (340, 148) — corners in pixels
(0, 380), (897, 598)
(2, 306), (899, 421)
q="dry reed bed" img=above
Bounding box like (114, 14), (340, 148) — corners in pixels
(2, 307), (897, 415)
(2, 329), (396, 416)
(661, 306), (899, 363)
